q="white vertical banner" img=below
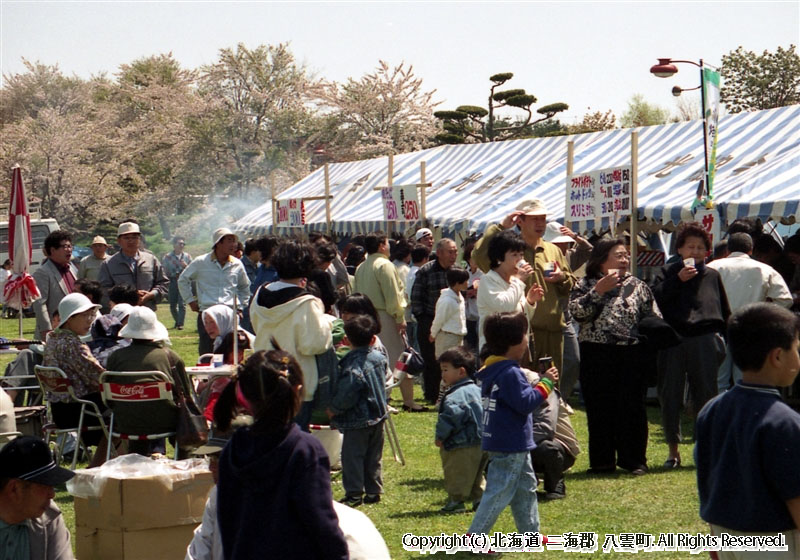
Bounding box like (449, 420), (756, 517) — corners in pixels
(381, 185), (420, 221)
(694, 207), (721, 248)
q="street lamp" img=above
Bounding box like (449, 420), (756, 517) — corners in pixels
(650, 57), (720, 209)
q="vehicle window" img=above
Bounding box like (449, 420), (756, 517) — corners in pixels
(0, 224), (52, 254)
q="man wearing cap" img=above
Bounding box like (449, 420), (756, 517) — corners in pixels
(415, 228), (434, 252)
(0, 436), (76, 559)
(472, 199), (575, 376)
(32, 231), (78, 341)
(178, 228), (250, 355)
(77, 236), (110, 281)
(162, 236), (192, 330)
(98, 222), (169, 312)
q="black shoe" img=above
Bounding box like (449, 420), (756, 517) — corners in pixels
(663, 457), (681, 469)
(587, 466), (615, 475)
(402, 404), (429, 412)
(340, 495), (363, 507)
(363, 494), (381, 504)
(544, 491), (566, 500)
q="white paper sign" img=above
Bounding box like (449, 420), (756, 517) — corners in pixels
(567, 166), (632, 222)
(276, 198), (304, 227)
(381, 185), (420, 222)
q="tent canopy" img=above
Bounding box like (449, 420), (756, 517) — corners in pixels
(235, 105), (800, 237)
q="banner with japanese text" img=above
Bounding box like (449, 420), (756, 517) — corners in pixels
(566, 166), (632, 224)
(382, 184), (420, 222)
(702, 67), (721, 200)
(276, 198), (305, 227)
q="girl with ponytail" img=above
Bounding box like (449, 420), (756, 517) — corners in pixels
(214, 346), (348, 559)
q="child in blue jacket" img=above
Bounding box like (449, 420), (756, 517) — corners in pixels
(468, 311), (557, 539)
(328, 314), (388, 507)
(435, 346), (488, 513)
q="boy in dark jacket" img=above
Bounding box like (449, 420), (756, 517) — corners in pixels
(328, 314), (389, 507)
(435, 346), (487, 513)
(468, 311), (557, 539)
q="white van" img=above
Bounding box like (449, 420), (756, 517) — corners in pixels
(0, 218), (61, 275)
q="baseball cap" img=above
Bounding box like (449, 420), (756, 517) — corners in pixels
(213, 228), (238, 247)
(414, 228), (433, 241)
(543, 222), (574, 244)
(515, 198), (548, 216)
(0, 436), (74, 486)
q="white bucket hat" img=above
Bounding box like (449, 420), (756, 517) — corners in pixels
(118, 307), (170, 342)
(58, 293), (100, 324)
(117, 222), (141, 237)
(90, 236), (109, 247)
(212, 228), (237, 247)
(543, 222), (574, 244)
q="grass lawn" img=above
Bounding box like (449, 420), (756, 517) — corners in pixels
(2, 309), (707, 559)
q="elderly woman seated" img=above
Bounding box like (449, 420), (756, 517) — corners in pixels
(42, 293), (109, 466)
(105, 306), (200, 458)
(200, 304), (255, 361)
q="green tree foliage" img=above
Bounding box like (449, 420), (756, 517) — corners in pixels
(619, 94), (670, 128)
(434, 72), (568, 143)
(720, 44), (800, 113)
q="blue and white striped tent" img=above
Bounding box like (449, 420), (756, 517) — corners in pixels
(234, 105), (800, 236)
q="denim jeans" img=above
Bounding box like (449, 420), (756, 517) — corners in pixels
(468, 451), (540, 535)
(168, 279), (185, 327)
(717, 346), (742, 394)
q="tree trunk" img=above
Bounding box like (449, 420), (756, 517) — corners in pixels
(158, 215), (171, 240)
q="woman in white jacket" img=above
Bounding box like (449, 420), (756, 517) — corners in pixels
(477, 230), (544, 353)
(250, 240), (333, 431)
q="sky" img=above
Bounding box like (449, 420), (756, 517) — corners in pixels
(1, 1), (798, 124)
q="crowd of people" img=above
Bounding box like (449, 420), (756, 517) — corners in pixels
(2, 201), (800, 559)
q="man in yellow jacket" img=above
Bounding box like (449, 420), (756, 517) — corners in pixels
(472, 198), (575, 377)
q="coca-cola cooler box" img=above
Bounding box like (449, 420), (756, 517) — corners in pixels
(67, 455), (213, 559)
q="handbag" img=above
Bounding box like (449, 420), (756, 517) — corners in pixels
(164, 349), (208, 449)
(395, 335), (424, 378)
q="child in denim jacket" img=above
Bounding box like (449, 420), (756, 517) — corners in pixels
(435, 346), (488, 513)
(328, 314), (388, 507)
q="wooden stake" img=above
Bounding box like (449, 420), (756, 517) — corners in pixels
(324, 163), (331, 235)
(566, 141), (574, 232)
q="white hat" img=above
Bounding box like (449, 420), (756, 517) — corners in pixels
(118, 307), (169, 342)
(91, 236), (109, 247)
(117, 222), (141, 237)
(213, 227), (237, 247)
(515, 198), (548, 216)
(414, 228), (433, 241)
(108, 303), (134, 323)
(58, 293), (100, 324)
(543, 222), (574, 244)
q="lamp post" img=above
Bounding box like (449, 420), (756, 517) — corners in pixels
(650, 57), (719, 209)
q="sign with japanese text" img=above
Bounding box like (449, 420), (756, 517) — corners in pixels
(276, 198), (305, 227)
(566, 166), (632, 222)
(381, 185), (420, 222)
(693, 207), (721, 248)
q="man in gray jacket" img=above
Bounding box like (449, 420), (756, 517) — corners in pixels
(98, 222), (168, 312)
(0, 436), (75, 560)
(32, 231), (77, 340)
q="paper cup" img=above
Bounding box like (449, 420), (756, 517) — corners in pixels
(543, 262), (555, 277)
(683, 258), (695, 267)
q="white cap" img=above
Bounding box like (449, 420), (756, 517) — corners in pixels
(212, 228), (237, 247)
(515, 198), (548, 216)
(108, 303), (134, 323)
(117, 222), (141, 237)
(58, 293), (100, 324)
(414, 228), (433, 241)
(543, 222), (574, 244)
(118, 307), (169, 342)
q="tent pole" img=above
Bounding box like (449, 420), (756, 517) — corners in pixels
(566, 141), (574, 232)
(324, 163), (331, 235)
(420, 161), (427, 229)
(387, 155), (393, 234)
(631, 131), (639, 278)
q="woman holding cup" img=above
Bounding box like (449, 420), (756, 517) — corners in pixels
(652, 222), (730, 469)
(569, 238), (661, 475)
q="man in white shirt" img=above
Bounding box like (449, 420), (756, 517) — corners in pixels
(708, 232), (792, 392)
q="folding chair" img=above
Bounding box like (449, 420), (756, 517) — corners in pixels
(34, 365), (109, 470)
(384, 370), (407, 466)
(100, 371), (179, 461)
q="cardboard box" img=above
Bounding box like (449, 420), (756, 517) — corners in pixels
(73, 466), (213, 559)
